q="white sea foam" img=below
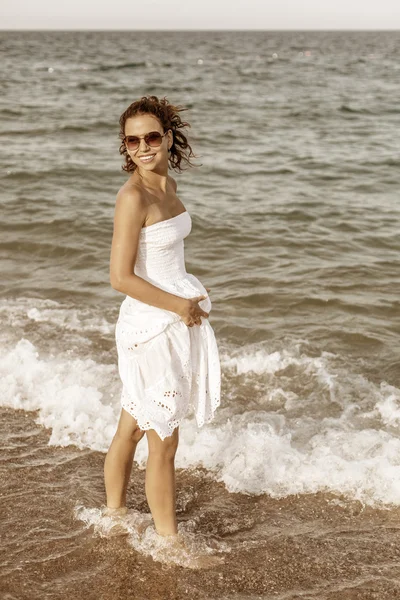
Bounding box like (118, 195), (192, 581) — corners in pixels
(0, 297), (114, 336)
(0, 337), (120, 450)
(74, 504), (229, 568)
(1, 300), (400, 508)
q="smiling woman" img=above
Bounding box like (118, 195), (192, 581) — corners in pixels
(103, 95), (222, 547)
(118, 94), (201, 174)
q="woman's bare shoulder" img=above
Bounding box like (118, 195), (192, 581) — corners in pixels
(114, 181), (147, 224)
(117, 179), (144, 198)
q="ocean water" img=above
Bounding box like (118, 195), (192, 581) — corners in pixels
(1, 29), (400, 599)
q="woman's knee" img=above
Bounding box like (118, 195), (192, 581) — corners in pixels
(115, 426), (145, 444)
(147, 427), (179, 458)
(116, 408), (146, 443)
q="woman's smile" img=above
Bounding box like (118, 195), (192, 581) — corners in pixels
(139, 153), (156, 163)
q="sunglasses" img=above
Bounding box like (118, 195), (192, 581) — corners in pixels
(123, 130), (168, 152)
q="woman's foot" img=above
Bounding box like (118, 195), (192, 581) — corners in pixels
(101, 506), (153, 537)
(155, 530), (188, 551)
(98, 505), (129, 536)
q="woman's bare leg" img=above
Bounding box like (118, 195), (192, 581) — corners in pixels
(104, 407), (145, 509)
(145, 427), (179, 536)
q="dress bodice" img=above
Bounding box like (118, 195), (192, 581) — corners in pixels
(120, 209), (212, 343)
(134, 210), (191, 285)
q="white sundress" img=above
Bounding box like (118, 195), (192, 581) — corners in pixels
(115, 210), (221, 441)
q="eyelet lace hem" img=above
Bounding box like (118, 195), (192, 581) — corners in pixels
(117, 318), (221, 441)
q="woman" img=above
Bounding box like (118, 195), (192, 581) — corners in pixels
(103, 95), (221, 540)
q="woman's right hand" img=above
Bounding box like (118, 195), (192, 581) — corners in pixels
(177, 294), (209, 327)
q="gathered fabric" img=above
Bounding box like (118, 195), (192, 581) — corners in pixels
(115, 210), (221, 441)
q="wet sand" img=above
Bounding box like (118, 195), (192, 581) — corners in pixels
(1, 406), (400, 600)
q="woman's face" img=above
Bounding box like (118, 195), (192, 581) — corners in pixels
(124, 114), (172, 172)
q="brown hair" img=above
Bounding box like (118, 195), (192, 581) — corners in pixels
(118, 95), (201, 174)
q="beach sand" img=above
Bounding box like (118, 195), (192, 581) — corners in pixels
(1, 406), (400, 599)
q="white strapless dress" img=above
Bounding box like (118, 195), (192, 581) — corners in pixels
(115, 210), (221, 440)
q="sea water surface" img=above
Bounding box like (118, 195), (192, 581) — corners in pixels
(1, 29), (400, 599)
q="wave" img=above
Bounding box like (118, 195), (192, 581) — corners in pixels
(1, 300), (400, 509)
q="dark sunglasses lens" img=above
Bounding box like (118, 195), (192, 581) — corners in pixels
(125, 132), (163, 150)
(126, 137), (139, 150)
(146, 132), (163, 146)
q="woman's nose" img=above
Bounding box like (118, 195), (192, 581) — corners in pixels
(138, 138), (150, 152)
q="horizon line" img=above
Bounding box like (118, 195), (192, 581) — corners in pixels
(1, 28), (400, 32)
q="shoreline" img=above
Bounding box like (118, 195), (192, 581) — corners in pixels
(1, 406), (400, 599)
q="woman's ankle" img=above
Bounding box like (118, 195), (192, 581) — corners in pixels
(104, 505), (128, 515)
(156, 528), (178, 537)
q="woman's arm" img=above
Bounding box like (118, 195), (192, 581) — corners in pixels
(109, 186), (187, 315)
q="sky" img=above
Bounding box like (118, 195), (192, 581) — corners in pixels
(2, 0), (400, 30)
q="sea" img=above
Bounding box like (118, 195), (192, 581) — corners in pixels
(1, 29), (400, 599)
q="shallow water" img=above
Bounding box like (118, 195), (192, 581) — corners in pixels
(2, 407), (400, 599)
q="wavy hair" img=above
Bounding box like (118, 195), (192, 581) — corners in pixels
(118, 95), (201, 174)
